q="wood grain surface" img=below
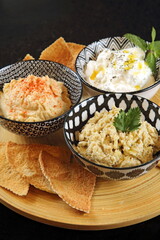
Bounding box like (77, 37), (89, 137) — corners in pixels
(0, 88), (160, 230)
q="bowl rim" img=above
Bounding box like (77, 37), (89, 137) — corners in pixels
(75, 36), (160, 94)
(0, 59), (83, 124)
(63, 92), (160, 171)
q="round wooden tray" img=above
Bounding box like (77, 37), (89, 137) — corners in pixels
(0, 88), (160, 230)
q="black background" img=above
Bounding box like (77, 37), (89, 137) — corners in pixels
(0, 0), (160, 239)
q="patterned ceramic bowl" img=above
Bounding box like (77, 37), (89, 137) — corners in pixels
(0, 60), (82, 137)
(75, 37), (160, 99)
(64, 93), (160, 180)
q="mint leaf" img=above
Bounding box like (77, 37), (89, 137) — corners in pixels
(113, 107), (141, 132)
(124, 27), (160, 74)
(151, 27), (156, 42)
(124, 33), (148, 51)
(149, 41), (160, 58)
(145, 52), (156, 74)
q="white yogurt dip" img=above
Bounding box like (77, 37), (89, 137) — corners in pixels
(84, 47), (155, 92)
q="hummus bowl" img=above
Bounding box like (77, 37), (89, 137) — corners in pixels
(64, 93), (160, 180)
(75, 37), (160, 99)
(0, 60), (82, 137)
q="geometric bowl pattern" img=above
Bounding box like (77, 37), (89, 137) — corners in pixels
(0, 60), (82, 137)
(75, 37), (160, 98)
(64, 93), (160, 180)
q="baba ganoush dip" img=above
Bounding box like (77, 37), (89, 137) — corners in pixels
(84, 47), (155, 92)
(75, 107), (160, 168)
(0, 75), (71, 122)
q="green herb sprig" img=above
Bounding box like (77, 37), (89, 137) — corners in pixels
(124, 27), (160, 75)
(113, 107), (141, 132)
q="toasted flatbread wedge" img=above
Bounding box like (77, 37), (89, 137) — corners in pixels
(6, 142), (59, 193)
(39, 150), (96, 213)
(0, 142), (29, 196)
(39, 37), (74, 70)
(67, 42), (85, 70)
(67, 42), (85, 55)
(23, 54), (35, 61)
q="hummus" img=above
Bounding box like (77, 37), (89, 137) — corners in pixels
(75, 107), (160, 168)
(0, 75), (71, 122)
(84, 47), (155, 92)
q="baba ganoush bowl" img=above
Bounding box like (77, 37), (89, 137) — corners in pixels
(75, 37), (160, 99)
(64, 93), (160, 180)
(0, 60), (82, 137)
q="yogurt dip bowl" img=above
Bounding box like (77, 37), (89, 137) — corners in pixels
(75, 37), (160, 99)
(0, 60), (82, 137)
(64, 93), (160, 180)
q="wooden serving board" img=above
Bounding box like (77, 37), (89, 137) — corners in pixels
(0, 88), (160, 230)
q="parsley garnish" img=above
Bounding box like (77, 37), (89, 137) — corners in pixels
(124, 27), (160, 75)
(113, 107), (141, 132)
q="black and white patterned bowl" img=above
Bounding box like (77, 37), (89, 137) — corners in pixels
(64, 93), (160, 180)
(0, 60), (82, 137)
(75, 37), (160, 99)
